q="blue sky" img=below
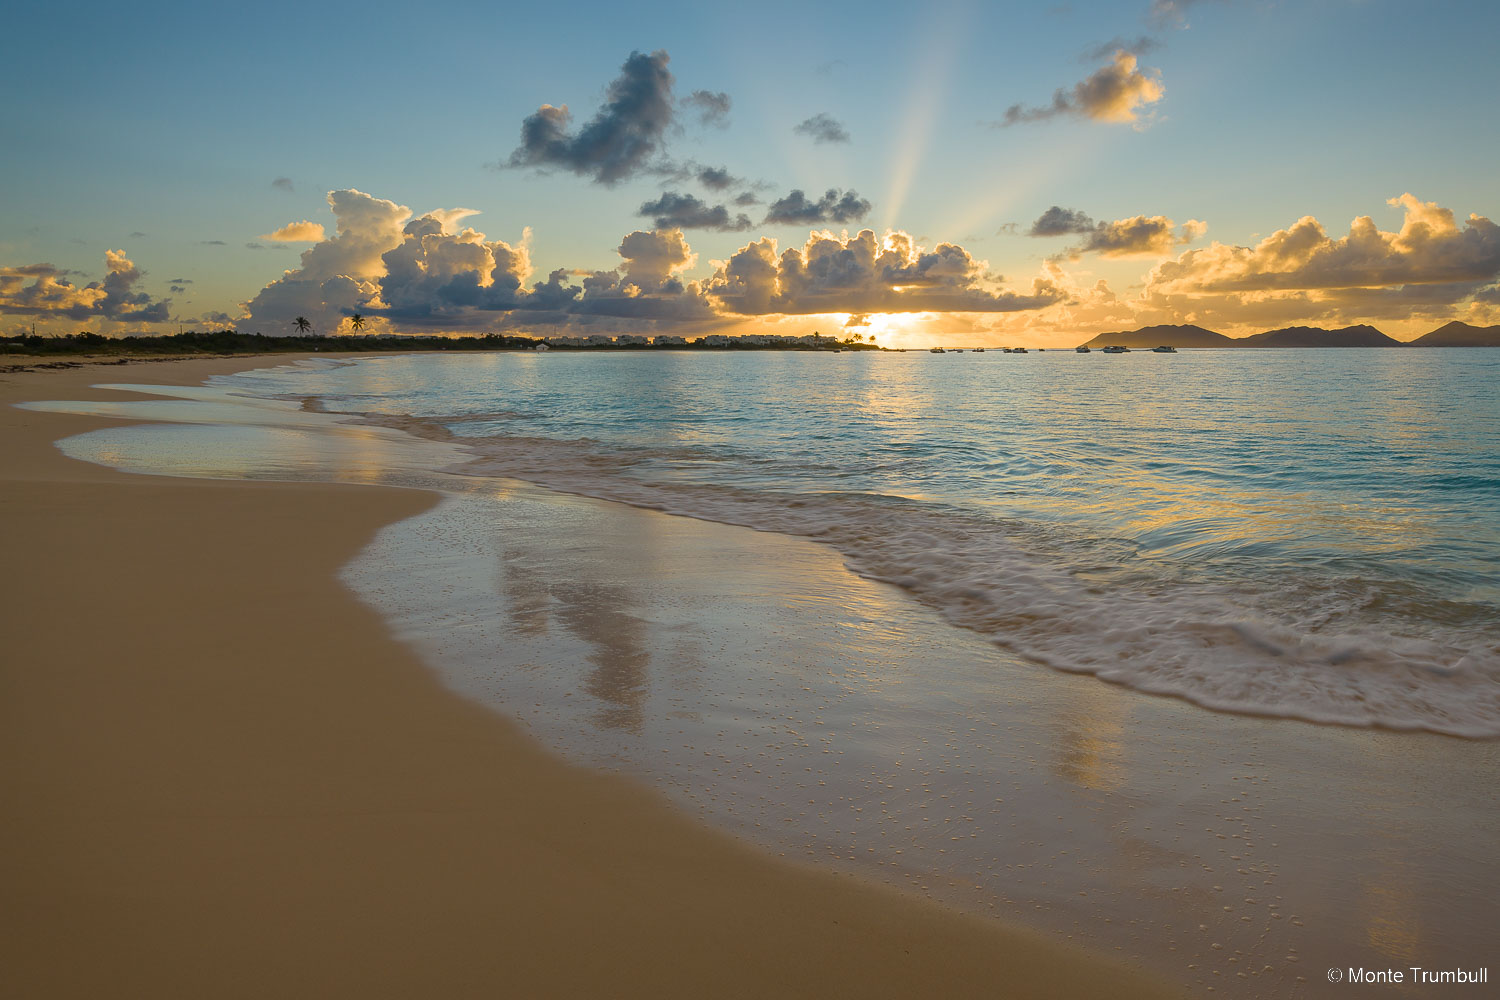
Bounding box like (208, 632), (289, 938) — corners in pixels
(4, 0), (1498, 346)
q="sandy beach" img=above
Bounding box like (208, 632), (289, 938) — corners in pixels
(0, 355), (1177, 998)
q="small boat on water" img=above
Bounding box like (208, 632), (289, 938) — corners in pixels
(953, 348), (965, 353)
(1076, 346), (1091, 353)
(1102, 345), (1129, 353)
(929, 347), (946, 354)
(1013, 347), (1028, 353)
(973, 348), (985, 353)
(1151, 345), (1177, 353)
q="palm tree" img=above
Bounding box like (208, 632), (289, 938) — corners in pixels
(350, 313), (365, 333)
(294, 316), (312, 334)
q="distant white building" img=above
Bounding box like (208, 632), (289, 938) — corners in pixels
(615, 333), (650, 346)
(533, 343), (549, 352)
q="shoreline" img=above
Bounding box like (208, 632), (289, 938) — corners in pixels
(0, 356), (1176, 998)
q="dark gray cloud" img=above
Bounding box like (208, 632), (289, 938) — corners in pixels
(1030, 206), (1097, 236)
(271, 177), (295, 192)
(508, 50), (675, 185)
(200, 240), (227, 246)
(793, 113), (851, 144)
(684, 90), (731, 126)
(169, 284), (188, 294)
(639, 192), (752, 232)
(1031, 206), (1204, 256)
(245, 242), (265, 250)
(997, 50), (1163, 126)
(1074, 215), (1196, 256)
(128, 231), (147, 239)
(168, 277), (192, 284)
(764, 188), (872, 226)
(734, 191), (760, 206)
(1082, 35), (1160, 61)
(698, 166), (736, 190)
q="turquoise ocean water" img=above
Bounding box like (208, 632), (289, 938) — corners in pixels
(210, 347), (1500, 738)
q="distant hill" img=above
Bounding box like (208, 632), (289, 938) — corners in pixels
(1080, 324), (1233, 349)
(1234, 325), (1404, 348)
(1408, 321), (1500, 347)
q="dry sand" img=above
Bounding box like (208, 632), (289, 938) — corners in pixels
(0, 355), (1176, 998)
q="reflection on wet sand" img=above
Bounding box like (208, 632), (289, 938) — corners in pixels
(552, 579), (651, 734)
(501, 546), (553, 637)
(1363, 875), (1421, 968)
(1052, 680), (1128, 793)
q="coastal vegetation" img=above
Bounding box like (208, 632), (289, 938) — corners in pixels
(0, 329), (883, 358)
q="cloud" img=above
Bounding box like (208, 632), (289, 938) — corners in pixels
(375, 213), (535, 321)
(1029, 206), (1097, 237)
(684, 89), (731, 126)
(262, 220), (327, 242)
(200, 240), (227, 246)
(1137, 194), (1500, 329)
(734, 191), (760, 206)
(998, 50), (1164, 126)
(705, 229), (1066, 316)
(169, 284), (188, 294)
(272, 177), (295, 193)
(639, 192), (752, 232)
(763, 189), (872, 226)
(0, 250), (169, 323)
(241, 188), (413, 333)
(1148, 195), (1499, 294)
(128, 231), (147, 239)
(507, 50), (675, 185)
(1029, 206), (1204, 256)
(1074, 215), (1204, 257)
(616, 229), (695, 292)
(697, 166), (737, 190)
(793, 113), (851, 144)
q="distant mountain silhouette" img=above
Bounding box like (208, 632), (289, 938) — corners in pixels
(1235, 324), (1403, 348)
(1080, 324), (1233, 349)
(1408, 321), (1500, 347)
(1077, 321), (1500, 349)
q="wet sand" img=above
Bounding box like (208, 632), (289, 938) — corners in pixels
(0, 356), (1176, 998)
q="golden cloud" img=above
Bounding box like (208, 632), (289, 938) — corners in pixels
(261, 220), (327, 242)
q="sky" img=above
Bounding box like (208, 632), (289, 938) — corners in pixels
(3, 0), (1498, 348)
